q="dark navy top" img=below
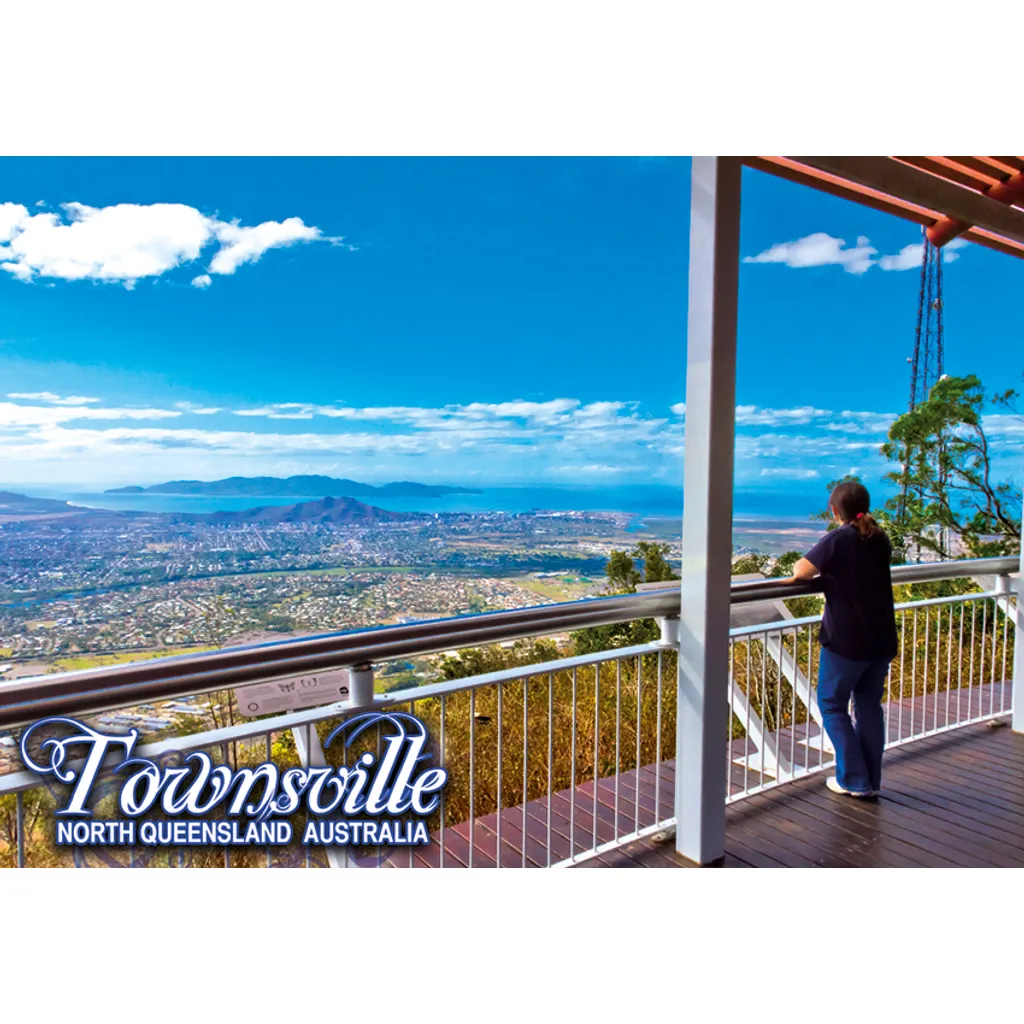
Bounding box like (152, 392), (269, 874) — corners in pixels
(804, 524), (898, 662)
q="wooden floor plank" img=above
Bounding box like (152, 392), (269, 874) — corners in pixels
(386, 718), (1024, 868)
(890, 760), (1024, 822)
(745, 790), (923, 868)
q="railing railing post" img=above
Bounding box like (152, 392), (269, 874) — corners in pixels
(1011, 553), (1024, 733)
(655, 616), (679, 647)
(291, 721), (358, 869)
(347, 664), (375, 708)
(675, 155), (741, 866)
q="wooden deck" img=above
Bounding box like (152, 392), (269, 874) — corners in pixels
(369, 714), (1024, 868)
(585, 720), (1024, 868)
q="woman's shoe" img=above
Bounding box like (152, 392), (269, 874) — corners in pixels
(826, 776), (876, 798)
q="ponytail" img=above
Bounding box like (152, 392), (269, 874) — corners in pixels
(828, 481), (883, 540)
(849, 510), (883, 540)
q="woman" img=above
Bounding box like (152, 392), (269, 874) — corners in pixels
(788, 481), (898, 798)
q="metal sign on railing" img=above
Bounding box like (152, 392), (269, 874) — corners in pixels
(234, 670), (351, 717)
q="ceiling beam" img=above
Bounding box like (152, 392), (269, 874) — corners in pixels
(928, 168), (1024, 247)
(744, 156), (935, 225)
(793, 156), (1024, 247)
(746, 156), (1024, 261)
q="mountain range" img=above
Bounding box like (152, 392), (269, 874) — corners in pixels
(0, 491), (420, 527)
(199, 495), (419, 525)
(0, 491), (88, 515)
(105, 475), (481, 498)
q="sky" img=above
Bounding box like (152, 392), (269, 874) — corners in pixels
(1, 157), (1022, 498)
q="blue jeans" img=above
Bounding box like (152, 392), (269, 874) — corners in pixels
(817, 647), (890, 794)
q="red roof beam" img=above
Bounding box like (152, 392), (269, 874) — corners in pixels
(927, 167), (1024, 248)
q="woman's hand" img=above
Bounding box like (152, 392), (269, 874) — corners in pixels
(788, 557), (819, 581)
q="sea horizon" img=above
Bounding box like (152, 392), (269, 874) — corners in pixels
(5, 482), (862, 523)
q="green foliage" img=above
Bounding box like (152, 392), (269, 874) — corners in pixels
(261, 614), (294, 632)
(731, 553), (770, 576)
(770, 551), (802, 577)
(881, 375), (1021, 559)
(604, 549), (641, 592)
(572, 617), (661, 656)
(632, 541), (678, 583)
(436, 638), (561, 681)
(572, 543), (678, 655)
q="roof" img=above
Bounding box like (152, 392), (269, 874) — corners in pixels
(745, 157), (1024, 260)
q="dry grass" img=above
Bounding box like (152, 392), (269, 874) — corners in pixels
(1, 595), (1014, 869)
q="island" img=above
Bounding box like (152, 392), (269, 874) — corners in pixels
(105, 475), (482, 498)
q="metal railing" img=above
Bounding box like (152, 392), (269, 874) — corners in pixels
(0, 555), (1017, 868)
(0, 555), (1013, 729)
(725, 583), (1017, 802)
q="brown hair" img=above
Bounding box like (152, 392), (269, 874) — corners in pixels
(829, 481), (883, 540)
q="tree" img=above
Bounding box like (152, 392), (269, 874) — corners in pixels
(604, 549), (641, 592)
(731, 553), (770, 576)
(632, 542), (678, 583)
(882, 375), (1021, 559)
(770, 551), (802, 577)
(572, 543), (678, 656)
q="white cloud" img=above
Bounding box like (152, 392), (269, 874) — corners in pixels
(0, 401), (181, 427)
(878, 238), (968, 272)
(759, 468), (820, 480)
(670, 402), (686, 416)
(234, 402), (316, 420)
(940, 238), (969, 262)
(746, 233), (971, 276)
(744, 233), (877, 275)
(736, 405), (830, 426)
(0, 201), (337, 287)
(983, 413), (1024, 438)
(174, 401), (222, 415)
(208, 218), (323, 275)
(230, 398), (659, 438)
(0, 202), (27, 240)
(550, 463), (640, 475)
(878, 243), (923, 272)
(13, 391), (984, 487)
(7, 391), (100, 406)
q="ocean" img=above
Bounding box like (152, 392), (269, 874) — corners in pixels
(28, 483), (833, 520)
(18, 484), (838, 554)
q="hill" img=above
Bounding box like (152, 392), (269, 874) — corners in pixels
(201, 495), (421, 525)
(0, 491), (89, 515)
(105, 475), (481, 498)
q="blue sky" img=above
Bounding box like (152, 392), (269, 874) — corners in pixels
(1, 157), (1021, 495)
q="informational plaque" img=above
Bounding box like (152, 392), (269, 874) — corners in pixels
(234, 669), (350, 717)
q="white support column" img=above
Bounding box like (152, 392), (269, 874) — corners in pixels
(293, 721), (356, 869)
(675, 156), (742, 865)
(1013, 545), (1024, 733)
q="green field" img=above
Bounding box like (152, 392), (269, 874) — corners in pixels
(52, 645), (219, 672)
(510, 575), (602, 600)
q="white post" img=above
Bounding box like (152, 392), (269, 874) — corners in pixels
(675, 156), (741, 865)
(292, 721), (357, 868)
(1013, 543), (1024, 733)
(347, 664), (375, 708)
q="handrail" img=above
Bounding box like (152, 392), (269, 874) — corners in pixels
(0, 555), (1015, 729)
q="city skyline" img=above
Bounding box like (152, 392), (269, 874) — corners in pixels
(2, 157), (1022, 492)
